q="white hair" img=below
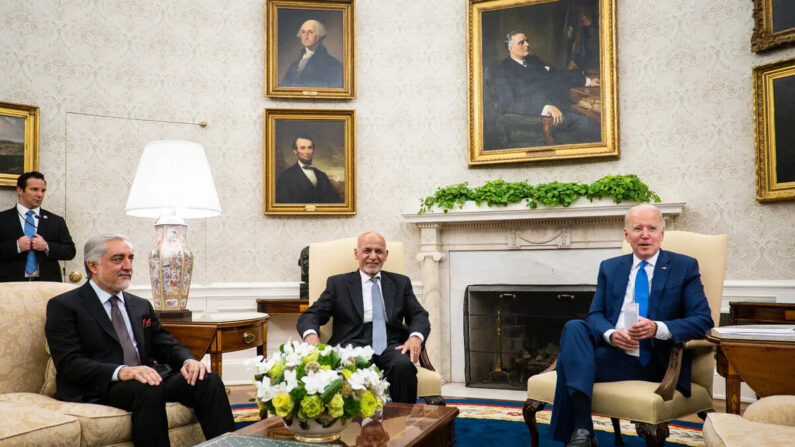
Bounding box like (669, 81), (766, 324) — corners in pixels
(84, 233), (132, 278)
(297, 19), (326, 40)
(624, 204), (665, 229)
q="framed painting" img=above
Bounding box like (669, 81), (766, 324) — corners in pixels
(0, 102), (39, 187)
(752, 0), (795, 53)
(755, 57), (795, 202)
(265, 0), (355, 99)
(467, 0), (618, 166)
(264, 109), (355, 215)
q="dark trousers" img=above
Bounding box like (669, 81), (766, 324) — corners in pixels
(344, 324), (419, 404)
(102, 370), (235, 447)
(550, 320), (665, 442)
(373, 344), (418, 404)
(551, 110), (601, 145)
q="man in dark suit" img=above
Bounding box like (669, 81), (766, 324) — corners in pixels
(280, 19), (343, 88)
(45, 234), (234, 446)
(297, 232), (430, 403)
(0, 171), (75, 282)
(550, 204), (714, 447)
(491, 30), (600, 145)
(275, 135), (342, 204)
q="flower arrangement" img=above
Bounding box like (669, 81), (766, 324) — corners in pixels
(246, 340), (390, 425)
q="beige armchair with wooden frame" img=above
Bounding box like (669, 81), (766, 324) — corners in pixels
(307, 237), (445, 405)
(523, 231), (728, 447)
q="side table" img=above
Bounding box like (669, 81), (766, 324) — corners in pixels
(162, 312), (269, 378)
(706, 325), (795, 414)
(256, 298), (309, 316)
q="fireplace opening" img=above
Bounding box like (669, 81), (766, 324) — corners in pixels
(464, 284), (595, 390)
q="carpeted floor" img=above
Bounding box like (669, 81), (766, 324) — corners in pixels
(446, 398), (703, 446)
(232, 398), (704, 446)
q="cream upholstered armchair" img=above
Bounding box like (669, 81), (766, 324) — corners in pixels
(307, 237), (445, 405)
(523, 231), (728, 446)
(704, 395), (795, 446)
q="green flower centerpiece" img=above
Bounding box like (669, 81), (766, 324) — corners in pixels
(246, 340), (390, 442)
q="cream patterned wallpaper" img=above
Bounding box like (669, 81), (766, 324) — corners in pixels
(1, 0), (794, 285)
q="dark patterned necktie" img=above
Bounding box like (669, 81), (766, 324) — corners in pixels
(109, 296), (140, 366)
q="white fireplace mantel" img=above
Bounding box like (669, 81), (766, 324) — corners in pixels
(402, 201), (685, 226)
(401, 201), (685, 382)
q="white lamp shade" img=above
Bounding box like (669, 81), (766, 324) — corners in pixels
(125, 140), (222, 219)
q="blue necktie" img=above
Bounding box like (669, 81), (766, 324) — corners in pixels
(635, 261), (651, 365)
(24, 210), (37, 275)
(370, 278), (387, 355)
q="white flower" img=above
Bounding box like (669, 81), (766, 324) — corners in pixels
(283, 368), (299, 392)
(255, 377), (286, 402)
(245, 352), (281, 376)
(284, 351), (304, 367)
(337, 344), (375, 366)
(301, 369), (339, 395)
(348, 367), (383, 392)
(243, 355), (263, 374)
(318, 344), (334, 357)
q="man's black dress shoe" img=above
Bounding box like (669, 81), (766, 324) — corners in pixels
(566, 428), (597, 447)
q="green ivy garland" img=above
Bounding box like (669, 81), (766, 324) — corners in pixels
(418, 174), (661, 214)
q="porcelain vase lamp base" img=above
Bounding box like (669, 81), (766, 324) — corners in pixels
(149, 217), (194, 320)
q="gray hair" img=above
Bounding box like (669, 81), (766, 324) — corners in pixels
(505, 29), (526, 50)
(84, 234), (133, 278)
(624, 204), (665, 229)
(297, 19), (327, 40)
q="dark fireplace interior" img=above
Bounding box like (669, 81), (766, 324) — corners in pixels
(464, 284), (595, 390)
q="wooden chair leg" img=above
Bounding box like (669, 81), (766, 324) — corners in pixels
(633, 421), (669, 447)
(522, 399), (545, 447)
(611, 417), (624, 445)
(423, 395), (446, 406)
(697, 409), (715, 420)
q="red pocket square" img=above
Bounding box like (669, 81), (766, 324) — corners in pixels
(142, 318), (152, 328)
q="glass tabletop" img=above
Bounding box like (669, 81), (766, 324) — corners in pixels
(234, 403), (458, 446)
(710, 324), (795, 342)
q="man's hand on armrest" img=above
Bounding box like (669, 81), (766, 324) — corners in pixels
(304, 333), (320, 345)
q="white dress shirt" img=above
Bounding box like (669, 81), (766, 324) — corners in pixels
(89, 280), (139, 381)
(298, 160), (318, 186)
(603, 251), (672, 356)
(302, 270), (425, 343)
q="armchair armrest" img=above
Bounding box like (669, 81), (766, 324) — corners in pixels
(419, 347), (435, 371)
(498, 114), (555, 146)
(654, 343), (684, 401)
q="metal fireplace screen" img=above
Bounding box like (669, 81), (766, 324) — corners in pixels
(464, 284), (595, 390)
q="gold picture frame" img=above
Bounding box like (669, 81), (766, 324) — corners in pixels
(755, 57), (795, 202)
(467, 0), (618, 166)
(265, 0), (355, 99)
(264, 109), (356, 215)
(752, 0), (795, 53)
(0, 101), (39, 187)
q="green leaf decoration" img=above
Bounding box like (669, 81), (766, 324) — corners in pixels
(320, 379), (343, 404)
(289, 386), (307, 404)
(355, 356), (371, 369)
(418, 175), (661, 213)
(343, 395), (360, 418)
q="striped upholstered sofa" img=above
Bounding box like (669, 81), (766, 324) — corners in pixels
(0, 281), (204, 446)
